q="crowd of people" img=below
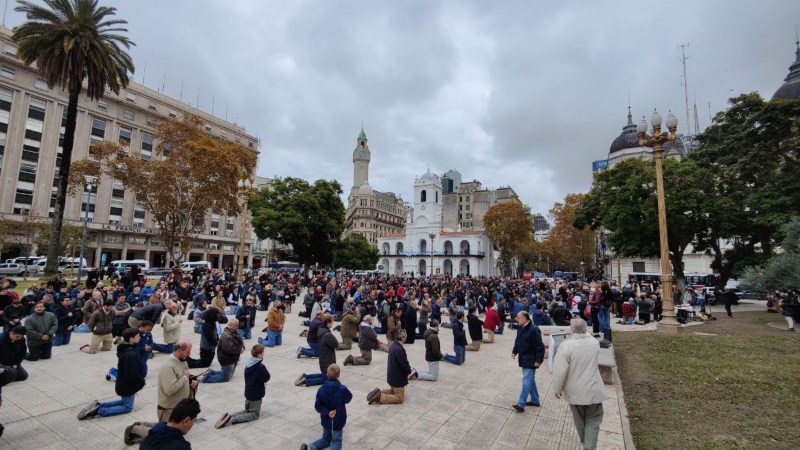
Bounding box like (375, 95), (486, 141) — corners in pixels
(4, 265), (775, 449)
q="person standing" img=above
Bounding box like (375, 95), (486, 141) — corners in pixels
(511, 311), (545, 412)
(295, 314), (338, 387)
(259, 301), (285, 347)
(344, 315), (378, 366)
(552, 318), (608, 450)
(24, 302), (57, 361)
(443, 311), (467, 365)
(77, 328), (146, 419)
(202, 319), (245, 383)
(301, 364), (352, 450)
(367, 329), (412, 405)
(215, 344), (271, 428)
(409, 319), (442, 381)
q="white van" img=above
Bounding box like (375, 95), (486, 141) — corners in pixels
(109, 259), (150, 273)
(181, 261), (211, 273)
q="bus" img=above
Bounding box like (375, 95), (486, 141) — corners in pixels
(268, 261), (302, 273)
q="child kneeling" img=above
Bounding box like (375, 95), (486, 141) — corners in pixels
(215, 344), (271, 428)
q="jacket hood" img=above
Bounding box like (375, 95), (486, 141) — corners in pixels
(318, 325), (331, 337)
(144, 422), (185, 445)
(245, 356), (262, 368)
(116, 343), (134, 357)
(318, 378), (340, 396)
(423, 328), (438, 339)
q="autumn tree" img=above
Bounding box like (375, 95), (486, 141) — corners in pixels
(549, 193), (595, 273)
(34, 222), (89, 273)
(484, 201), (534, 275)
(249, 177), (345, 266)
(70, 116), (257, 264)
(0, 210), (47, 278)
(517, 238), (553, 272)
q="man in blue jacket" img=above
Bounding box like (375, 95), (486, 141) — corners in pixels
(511, 311), (545, 413)
(139, 398), (200, 450)
(301, 363), (352, 450)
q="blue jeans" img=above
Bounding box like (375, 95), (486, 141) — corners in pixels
(53, 331), (72, 346)
(260, 330), (282, 347)
(494, 324), (504, 335)
(518, 367), (539, 407)
(238, 328), (252, 340)
(300, 343), (319, 358)
(203, 363), (237, 383)
(305, 373), (326, 387)
(598, 306), (611, 331)
(309, 426), (343, 450)
(152, 342), (174, 353)
(97, 395), (135, 416)
(443, 345), (465, 365)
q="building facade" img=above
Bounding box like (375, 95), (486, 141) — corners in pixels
(440, 171), (519, 231)
(607, 108), (687, 168)
(344, 129), (407, 245)
(377, 170), (498, 277)
(0, 26), (259, 269)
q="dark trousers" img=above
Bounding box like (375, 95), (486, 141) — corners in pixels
(188, 348), (215, 369)
(591, 307), (600, 333)
(638, 312), (651, 324)
(27, 343), (52, 361)
(0, 364), (28, 385)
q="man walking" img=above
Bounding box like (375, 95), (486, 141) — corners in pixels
(552, 318), (608, 450)
(202, 318), (245, 383)
(367, 329), (412, 405)
(511, 311), (545, 412)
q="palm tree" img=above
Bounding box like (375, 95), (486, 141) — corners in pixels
(13, 0), (134, 275)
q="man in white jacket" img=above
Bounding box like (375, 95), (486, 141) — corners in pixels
(551, 318), (608, 450)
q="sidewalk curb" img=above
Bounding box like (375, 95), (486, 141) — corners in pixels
(612, 361), (637, 450)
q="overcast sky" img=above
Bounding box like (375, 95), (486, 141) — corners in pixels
(6, 0), (800, 217)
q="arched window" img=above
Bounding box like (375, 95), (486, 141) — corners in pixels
(420, 190), (427, 202)
(435, 191), (438, 203)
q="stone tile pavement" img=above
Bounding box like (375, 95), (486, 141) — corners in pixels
(0, 307), (629, 449)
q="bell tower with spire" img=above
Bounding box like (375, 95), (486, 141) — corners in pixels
(352, 127), (371, 188)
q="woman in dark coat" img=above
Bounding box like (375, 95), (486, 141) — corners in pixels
(403, 301), (418, 344)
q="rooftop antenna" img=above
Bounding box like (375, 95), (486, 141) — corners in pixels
(161, 71), (166, 94)
(693, 94), (700, 135)
(708, 101), (712, 125)
(196, 87), (200, 109)
(225, 100), (229, 121)
(678, 43), (691, 136)
(179, 80), (183, 102)
(2, 0), (7, 27)
(141, 61), (147, 86)
(211, 96), (215, 116)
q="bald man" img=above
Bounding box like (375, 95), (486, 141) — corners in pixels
(202, 318), (245, 383)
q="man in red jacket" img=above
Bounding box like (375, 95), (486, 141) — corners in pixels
(482, 302), (501, 343)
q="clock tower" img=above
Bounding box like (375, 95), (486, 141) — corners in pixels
(352, 127), (370, 188)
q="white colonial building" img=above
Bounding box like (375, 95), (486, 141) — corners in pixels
(376, 169), (499, 277)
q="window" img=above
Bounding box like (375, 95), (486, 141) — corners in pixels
(204, 123), (212, 132)
(4, 44), (17, 55)
(632, 262), (646, 273)
(146, 117), (156, 126)
(91, 117), (106, 138)
(18, 162), (36, 183)
(126, 92), (136, 102)
(123, 110), (134, 120)
(118, 126), (132, 146)
(1, 68), (14, 79)
(168, 109), (177, 118)
(34, 79), (48, 90)
(97, 100), (108, 110)
(28, 99), (46, 121)
(420, 190), (427, 202)
(141, 132), (153, 160)
(14, 188), (33, 205)
(148, 101), (157, 111)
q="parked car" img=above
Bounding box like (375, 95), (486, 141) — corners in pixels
(57, 263), (88, 276)
(30, 260), (48, 276)
(147, 267), (172, 276)
(0, 263), (28, 276)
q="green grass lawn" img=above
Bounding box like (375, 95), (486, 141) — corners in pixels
(614, 312), (800, 450)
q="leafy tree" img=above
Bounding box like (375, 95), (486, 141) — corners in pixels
(549, 193), (594, 272)
(13, 0), (134, 275)
(484, 201), (533, 275)
(690, 93), (800, 285)
(574, 158), (712, 288)
(333, 234), (379, 270)
(69, 116), (257, 264)
(739, 217), (800, 292)
(517, 238), (553, 273)
(0, 211), (47, 277)
(33, 222), (90, 264)
(250, 177), (345, 266)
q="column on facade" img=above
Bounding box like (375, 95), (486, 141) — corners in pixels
(121, 235), (129, 261)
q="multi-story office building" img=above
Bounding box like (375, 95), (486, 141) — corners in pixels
(531, 213), (550, 232)
(440, 172), (519, 231)
(0, 26), (260, 269)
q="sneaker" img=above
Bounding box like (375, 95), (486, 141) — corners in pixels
(297, 347), (303, 358)
(343, 355), (354, 366)
(112, 337), (121, 345)
(367, 388), (381, 404)
(511, 404), (524, 413)
(215, 413), (232, 429)
(79, 344), (90, 352)
(294, 374), (306, 386)
(408, 369), (418, 380)
(525, 401), (540, 407)
(77, 400), (100, 420)
(301, 444), (309, 450)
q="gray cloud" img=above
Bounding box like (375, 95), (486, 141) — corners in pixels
(6, 0), (799, 216)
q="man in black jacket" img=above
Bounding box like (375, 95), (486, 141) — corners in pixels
(0, 326), (28, 385)
(298, 311), (323, 358)
(296, 314), (338, 387)
(202, 319), (244, 383)
(409, 319), (442, 381)
(465, 306), (484, 351)
(367, 328), (411, 405)
(78, 328), (146, 419)
(139, 398), (200, 450)
(511, 311), (545, 413)
(443, 311), (468, 365)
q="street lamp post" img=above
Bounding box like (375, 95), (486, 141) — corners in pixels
(637, 109), (680, 333)
(236, 178), (256, 283)
(77, 177), (95, 285)
(428, 233), (435, 276)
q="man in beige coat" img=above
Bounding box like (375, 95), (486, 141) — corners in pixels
(551, 318), (608, 450)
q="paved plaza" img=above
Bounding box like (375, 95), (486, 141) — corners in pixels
(0, 303), (628, 450)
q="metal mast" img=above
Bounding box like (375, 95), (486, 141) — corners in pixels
(678, 43), (691, 136)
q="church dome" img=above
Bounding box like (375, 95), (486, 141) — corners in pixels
(357, 182), (373, 196)
(772, 45), (800, 100)
(609, 109), (643, 154)
(418, 168), (439, 183)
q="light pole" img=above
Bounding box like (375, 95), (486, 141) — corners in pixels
(77, 176), (95, 285)
(236, 178), (256, 283)
(428, 233), (435, 276)
(637, 109), (680, 333)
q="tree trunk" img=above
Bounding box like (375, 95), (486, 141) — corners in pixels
(44, 88), (80, 276)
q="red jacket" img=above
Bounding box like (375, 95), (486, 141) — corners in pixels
(483, 308), (501, 331)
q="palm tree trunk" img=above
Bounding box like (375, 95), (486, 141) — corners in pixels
(44, 88), (80, 276)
